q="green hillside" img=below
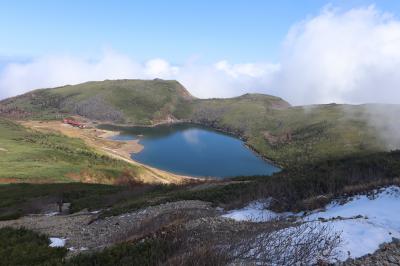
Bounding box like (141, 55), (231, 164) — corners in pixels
(1, 79), (398, 167)
(188, 102), (388, 166)
(0, 79), (194, 124)
(0, 118), (142, 183)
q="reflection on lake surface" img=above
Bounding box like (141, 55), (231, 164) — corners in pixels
(104, 124), (280, 178)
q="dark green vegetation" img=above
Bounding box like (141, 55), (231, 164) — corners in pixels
(0, 118), (142, 184)
(2, 150), (400, 221)
(2, 79), (398, 167)
(0, 227), (67, 266)
(67, 238), (175, 266)
(246, 150), (400, 212)
(67, 235), (188, 266)
(0, 183), (121, 220)
(99, 150), (400, 216)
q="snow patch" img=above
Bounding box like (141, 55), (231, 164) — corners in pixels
(45, 212), (60, 217)
(222, 199), (292, 222)
(307, 186), (400, 260)
(323, 219), (399, 260)
(68, 246), (87, 251)
(221, 186), (400, 261)
(49, 237), (66, 248)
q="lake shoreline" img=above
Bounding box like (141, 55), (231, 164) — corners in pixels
(99, 119), (283, 170)
(100, 122), (281, 178)
(104, 130), (144, 154)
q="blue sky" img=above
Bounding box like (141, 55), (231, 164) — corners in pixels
(1, 0), (400, 63)
(1, 1), (400, 104)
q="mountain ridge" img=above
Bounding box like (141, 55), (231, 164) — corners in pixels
(1, 79), (399, 167)
(0, 79), (291, 125)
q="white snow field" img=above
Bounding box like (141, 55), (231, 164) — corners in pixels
(223, 186), (400, 261)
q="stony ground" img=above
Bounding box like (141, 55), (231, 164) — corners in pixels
(0, 200), (219, 256)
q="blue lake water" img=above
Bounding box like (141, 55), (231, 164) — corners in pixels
(106, 124), (280, 178)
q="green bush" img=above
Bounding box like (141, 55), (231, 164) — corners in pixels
(0, 227), (67, 266)
(67, 239), (174, 266)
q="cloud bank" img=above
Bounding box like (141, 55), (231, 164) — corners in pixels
(0, 51), (279, 100)
(1, 6), (400, 105)
(273, 5), (400, 105)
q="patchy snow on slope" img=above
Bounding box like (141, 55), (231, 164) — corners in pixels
(308, 186), (400, 224)
(222, 199), (287, 222)
(49, 237), (66, 248)
(323, 219), (400, 260)
(307, 186), (400, 260)
(222, 186), (400, 261)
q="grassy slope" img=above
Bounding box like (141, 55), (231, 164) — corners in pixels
(0, 79), (193, 124)
(188, 99), (386, 166)
(0, 79), (397, 167)
(0, 118), (142, 183)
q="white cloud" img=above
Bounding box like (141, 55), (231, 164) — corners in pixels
(144, 58), (179, 78)
(0, 50), (143, 99)
(272, 5), (400, 105)
(177, 61), (279, 98)
(1, 6), (400, 105)
(214, 60), (279, 78)
(0, 51), (279, 100)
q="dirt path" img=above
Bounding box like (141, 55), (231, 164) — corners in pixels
(20, 119), (198, 184)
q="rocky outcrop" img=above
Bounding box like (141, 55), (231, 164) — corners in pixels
(337, 238), (400, 266)
(263, 130), (293, 145)
(0, 106), (31, 119)
(65, 95), (125, 122)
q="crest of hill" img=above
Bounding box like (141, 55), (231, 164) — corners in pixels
(0, 79), (195, 124)
(234, 93), (291, 109)
(0, 79), (290, 124)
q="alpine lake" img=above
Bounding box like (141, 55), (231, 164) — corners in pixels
(101, 123), (280, 179)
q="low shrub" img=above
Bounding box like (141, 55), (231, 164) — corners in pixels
(0, 227), (67, 266)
